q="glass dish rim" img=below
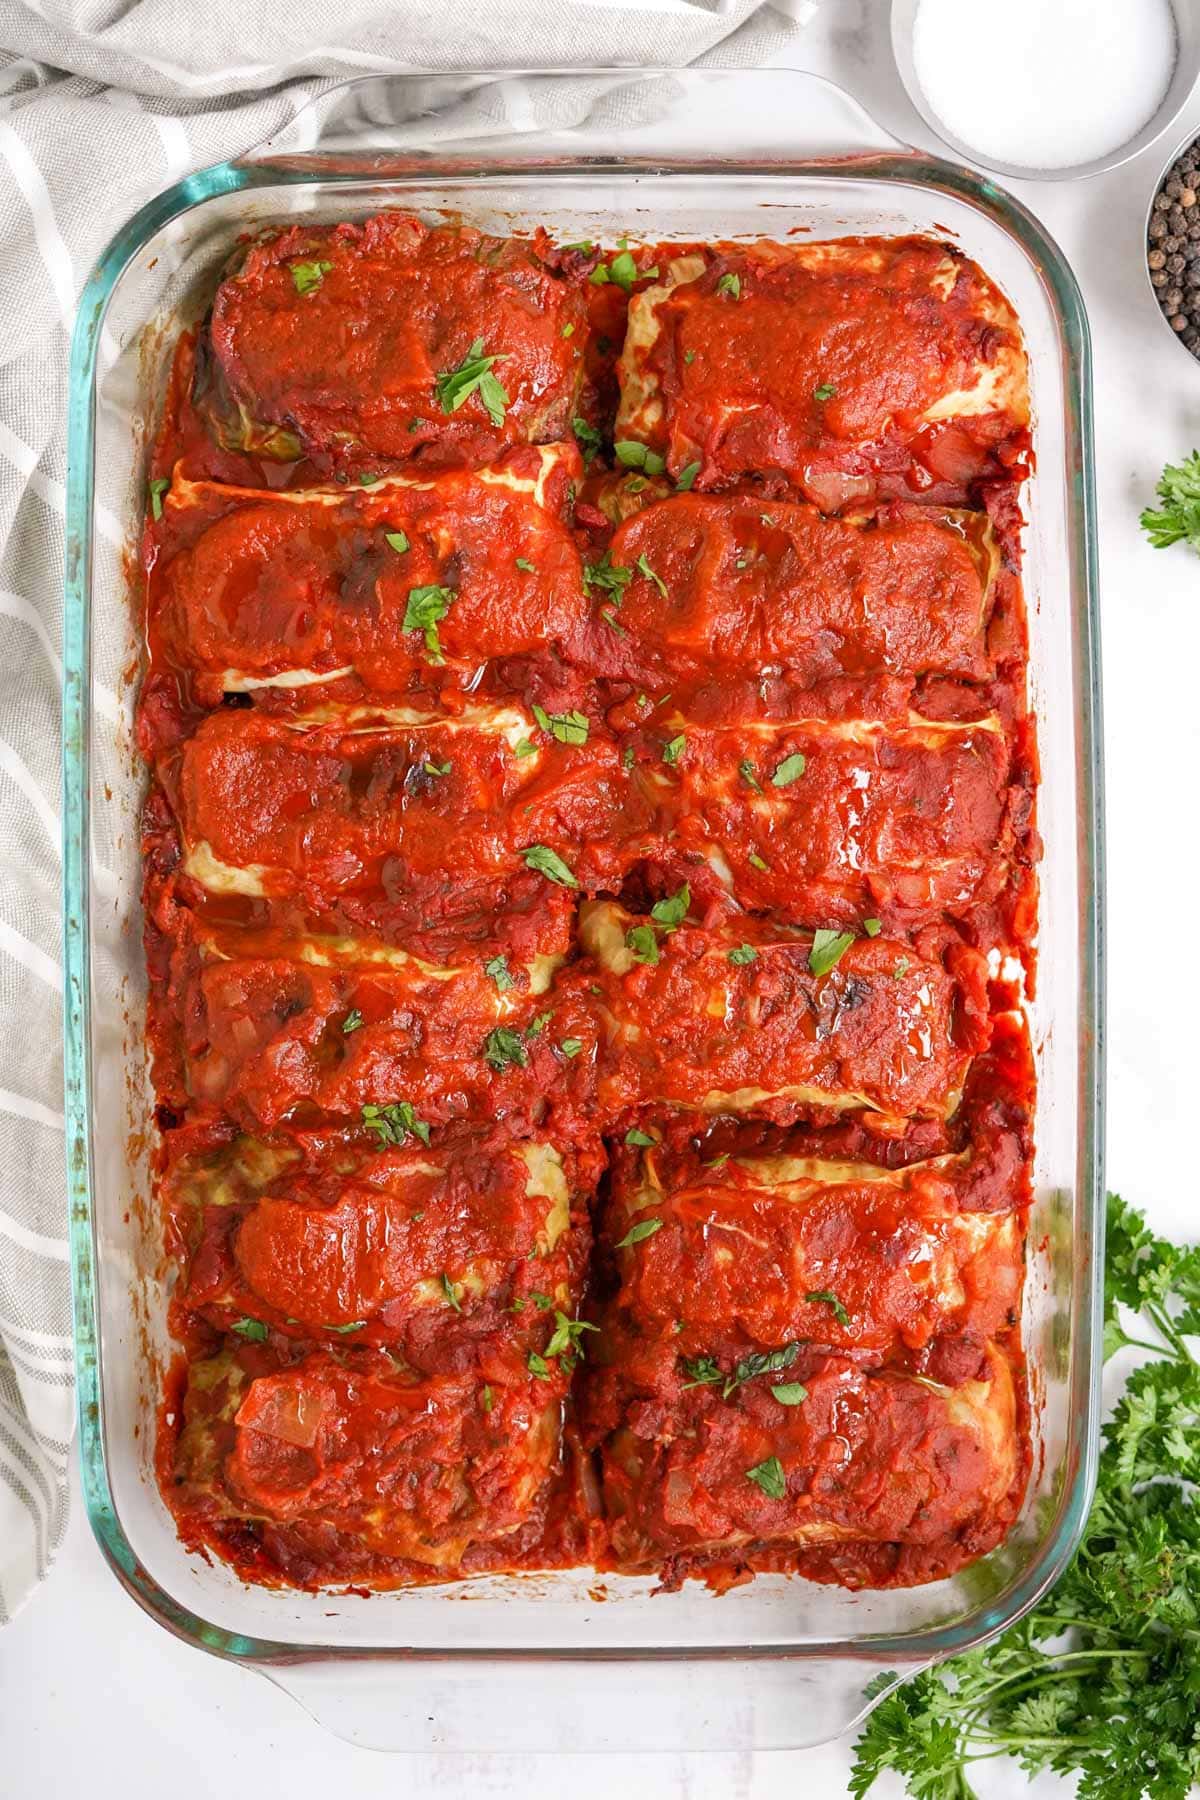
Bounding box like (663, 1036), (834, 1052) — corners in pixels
(61, 66), (1105, 1673)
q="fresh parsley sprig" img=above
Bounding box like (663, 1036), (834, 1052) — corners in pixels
(850, 1192), (1200, 1800)
(1141, 450), (1200, 552)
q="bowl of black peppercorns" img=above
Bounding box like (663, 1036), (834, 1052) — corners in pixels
(1148, 133), (1200, 352)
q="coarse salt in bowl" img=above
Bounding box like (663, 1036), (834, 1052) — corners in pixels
(891, 0), (1197, 182)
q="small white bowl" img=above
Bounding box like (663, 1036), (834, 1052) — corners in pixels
(890, 0), (1200, 182)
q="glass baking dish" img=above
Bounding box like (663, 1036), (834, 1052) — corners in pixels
(62, 68), (1104, 1754)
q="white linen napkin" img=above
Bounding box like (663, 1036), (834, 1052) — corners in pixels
(0, 0), (814, 1621)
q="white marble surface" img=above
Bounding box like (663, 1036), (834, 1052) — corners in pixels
(6, 4), (1200, 1795)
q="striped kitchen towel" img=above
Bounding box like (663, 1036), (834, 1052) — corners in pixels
(0, 0), (811, 1620)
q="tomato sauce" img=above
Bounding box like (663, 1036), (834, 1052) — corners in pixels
(143, 218), (1037, 1595)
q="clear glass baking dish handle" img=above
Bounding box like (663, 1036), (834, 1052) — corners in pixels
(264, 1651), (916, 1754)
(234, 67), (923, 1757)
(237, 66), (903, 176)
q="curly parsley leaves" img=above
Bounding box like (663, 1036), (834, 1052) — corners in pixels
(851, 1193), (1200, 1800)
(1141, 450), (1200, 553)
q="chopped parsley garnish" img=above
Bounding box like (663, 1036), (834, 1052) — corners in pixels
(771, 752), (807, 788)
(635, 552), (667, 598)
(533, 704), (589, 745)
(561, 322), (575, 339)
(290, 259), (332, 295)
(728, 1343), (801, 1398)
(231, 1316), (268, 1342)
(716, 271), (741, 299)
(484, 954), (515, 992)
(481, 1384), (494, 1412)
(808, 929), (855, 978)
(728, 943), (757, 966)
(545, 1311), (599, 1364)
(739, 758), (763, 794)
(675, 461), (701, 491)
(441, 1272), (463, 1313)
(625, 923), (660, 967)
(684, 348), (696, 365)
(342, 1008), (363, 1034)
(706, 1152), (730, 1170)
(532, 1293), (553, 1311)
(481, 1026), (529, 1072)
(515, 556), (536, 574)
(625, 1127), (658, 1147)
(558, 1038), (583, 1058)
(526, 1010), (553, 1037)
(600, 606), (627, 635)
(384, 529), (410, 554)
(435, 337), (509, 425)
(748, 850), (770, 873)
(622, 745), (635, 769)
(361, 1100), (431, 1147)
(771, 1381), (808, 1406)
(893, 956), (911, 980)
(521, 843), (578, 887)
(805, 1288), (850, 1327)
(358, 471), (382, 487)
(650, 883), (690, 931)
(583, 551), (633, 602)
(572, 416), (603, 464)
(148, 477), (170, 521)
(615, 439), (666, 476)
(591, 249), (658, 293)
(615, 1217), (664, 1249)
(680, 1354), (723, 1389)
(862, 917), (882, 937)
(326, 1321), (366, 1334)
(745, 1455), (787, 1500)
(403, 583), (455, 664)
(513, 738), (537, 759)
(422, 759), (450, 778)
(661, 733), (686, 766)
(527, 1350), (551, 1378)
(813, 382), (837, 402)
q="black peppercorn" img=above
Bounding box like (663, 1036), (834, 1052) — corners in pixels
(1146, 137), (1200, 356)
